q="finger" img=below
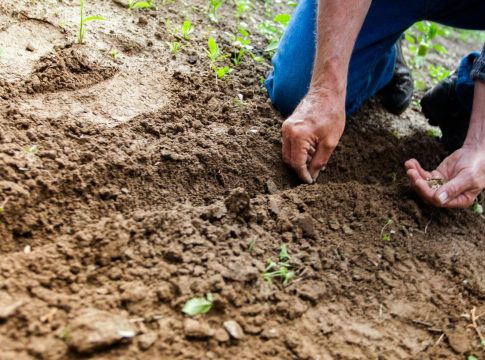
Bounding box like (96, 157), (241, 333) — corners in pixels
(309, 142), (333, 181)
(434, 174), (474, 207)
(282, 134), (291, 165)
(405, 159), (432, 180)
(439, 191), (478, 208)
(290, 139), (313, 184)
(414, 178), (438, 205)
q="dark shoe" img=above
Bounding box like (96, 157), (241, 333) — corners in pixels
(379, 38), (414, 115)
(420, 72), (471, 152)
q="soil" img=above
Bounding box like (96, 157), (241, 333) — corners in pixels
(1, 1), (484, 359)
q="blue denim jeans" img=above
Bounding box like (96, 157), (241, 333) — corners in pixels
(265, 0), (485, 117)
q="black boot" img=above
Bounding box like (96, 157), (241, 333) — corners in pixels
(420, 72), (471, 152)
(379, 38), (414, 115)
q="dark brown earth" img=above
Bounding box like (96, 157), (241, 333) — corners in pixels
(0, 1), (484, 359)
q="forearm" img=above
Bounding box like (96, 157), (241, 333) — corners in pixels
(464, 80), (485, 148)
(310, 0), (371, 98)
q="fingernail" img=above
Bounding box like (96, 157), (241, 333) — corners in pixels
(438, 191), (449, 204)
(312, 171), (320, 183)
(313, 167), (326, 183)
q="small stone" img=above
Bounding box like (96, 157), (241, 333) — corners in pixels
(297, 281), (326, 302)
(342, 224), (353, 235)
(214, 328), (230, 342)
(383, 247), (396, 264)
(26, 43), (35, 52)
(223, 320), (244, 340)
(121, 187), (130, 194)
(138, 332), (157, 351)
(23, 245), (32, 254)
(265, 179), (278, 194)
(260, 326), (279, 339)
(446, 329), (471, 354)
(268, 198), (280, 215)
(184, 319), (215, 338)
(67, 309), (135, 353)
(295, 215), (315, 237)
(138, 16), (148, 25)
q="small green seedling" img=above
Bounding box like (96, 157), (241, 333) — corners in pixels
(128, 0), (155, 9)
(467, 356), (478, 360)
(472, 199), (483, 215)
(207, 37), (222, 62)
(207, 37), (230, 79)
(207, 0), (224, 22)
(425, 128), (441, 138)
(248, 238), (256, 252)
(235, 0), (251, 18)
(169, 41), (182, 56)
(61, 326), (71, 341)
(181, 20), (193, 40)
(182, 293), (213, 316)
(380, 219), (395, 241)
(214, 66), (231, 79)
(77, 0), (106, 44)
(262, 245), (295, 286)
(110, 48), (118, 59)
(23, 144), (39, 154)
(279, 244), (291, 262)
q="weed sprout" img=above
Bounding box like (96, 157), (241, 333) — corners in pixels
(169, 41), (182, 56)
(207, 37), (231, 79)
(181, 20), (194, 41)
(182, 293), (213, 316)
(77, 0), (106, 44)
(262, 245), (295, 286)
(207, 0), (224, 22)
(128, 0), (155, 9)
(380, 219), (395, 241)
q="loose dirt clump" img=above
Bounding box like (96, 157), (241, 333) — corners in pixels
(0, 1), (484, 360)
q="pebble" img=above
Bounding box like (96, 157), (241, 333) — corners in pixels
(26, 43), (35, 52)
(67, 309), (135, 353)
(265, 179), (278, 194)
(138, 332), (157, 351)
(223, 320), (244, 340)
(260, 326), (279, 339)
(214, 328), (230, 342)
(184, 318), (215, 338)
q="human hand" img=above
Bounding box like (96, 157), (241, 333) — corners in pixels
(281, 91), (345, 183)
(405, 146), (485, 208)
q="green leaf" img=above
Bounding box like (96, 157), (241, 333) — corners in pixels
(417, 43), (429, 57)
(432, 43), (448, 54)
(264, 40), (279, 52)
(404, 33), (415, 44)
(279, 244), (291, 262)
(472, 201), (483, 215)
(82, 15), (106, 24)
(467, 356), (478, 360)
(216, 66), (230, 79)
(182, 294), (213, 316)
(273, 13), (291, 27)
(207, 37), (219, 60)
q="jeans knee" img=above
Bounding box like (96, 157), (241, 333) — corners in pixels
(266, 69), (306, 118)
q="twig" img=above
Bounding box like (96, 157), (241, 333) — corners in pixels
(469, 307), (484, 343)
(434, 333), (445, 346)
(0, 197), (10, 210)
(424, 219), (432, 234)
